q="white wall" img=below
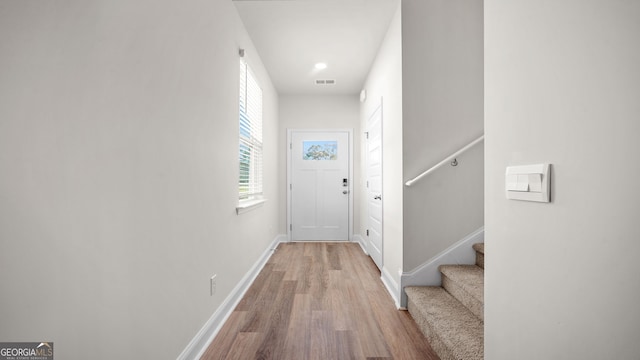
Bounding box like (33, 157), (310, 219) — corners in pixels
(0, 1), (279, 359)
(401, 0), (484, 270)
(279, 95), (361, 237)
(485, 1), (640, 358)
(360, 3), (404, 293)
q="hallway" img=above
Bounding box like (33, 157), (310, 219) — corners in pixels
(201, 243), (438, 360)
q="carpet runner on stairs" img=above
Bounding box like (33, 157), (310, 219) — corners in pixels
(405, 242), (484, 360)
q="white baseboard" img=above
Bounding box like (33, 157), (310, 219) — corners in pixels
(399, 227), (484, 307)
(381, 266), (401, 309)
(352, 234), (368, 254)
(177, 234), (287, 360)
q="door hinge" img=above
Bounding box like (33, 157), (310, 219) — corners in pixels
(290, 224), (292, 231)
(290, 184), (292, 190)
(365, 131), (369, 139)
(366, 181), (369, 188)
(290, 143), (292, 149)
(366, 229), (369, 236)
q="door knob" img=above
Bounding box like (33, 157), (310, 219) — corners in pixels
(374, 195), (382, 200)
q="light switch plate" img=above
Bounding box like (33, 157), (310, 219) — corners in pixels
(506, 164), (551, 202)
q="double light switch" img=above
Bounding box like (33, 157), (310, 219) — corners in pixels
(505, 164), (550, 202)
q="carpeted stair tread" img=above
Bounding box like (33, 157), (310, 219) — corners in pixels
(472, 243), (484, 255)
(473, 243), (485, 269)
(439, 265), (484, 320)
(405, 286), (484, 360)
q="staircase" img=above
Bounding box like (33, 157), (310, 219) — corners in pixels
(405, 243), (485, 360)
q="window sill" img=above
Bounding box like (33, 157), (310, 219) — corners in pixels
(236, 198), (267, 215)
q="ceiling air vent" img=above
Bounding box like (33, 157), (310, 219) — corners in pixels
(315, 79), (336, 85)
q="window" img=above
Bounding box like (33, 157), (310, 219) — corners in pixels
(238, 60), (263, 201)
(303, 140), (338, 160)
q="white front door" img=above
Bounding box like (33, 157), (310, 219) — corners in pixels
(366, 104), (383, 270)
(289, 130), (350, 241)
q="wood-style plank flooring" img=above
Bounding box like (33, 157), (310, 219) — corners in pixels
(200, 242), (439, 360)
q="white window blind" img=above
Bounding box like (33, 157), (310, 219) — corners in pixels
(238, 60), (263, 200)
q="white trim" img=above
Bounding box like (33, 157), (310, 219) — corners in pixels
(348, 129), (354, 241)
(236, 198), (267, 214)
(381, 266), (401, 309)
(352, 234), (368, 255)
(399, 227), (484, 307)
(177, 234), (287, 360)
(286, 129), (354, 241)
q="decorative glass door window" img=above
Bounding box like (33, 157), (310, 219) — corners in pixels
(303, 141), (338, 160)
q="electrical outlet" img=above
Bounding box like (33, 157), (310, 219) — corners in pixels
(210, 274), (217, 296)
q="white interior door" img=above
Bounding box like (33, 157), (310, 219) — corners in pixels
(366, 104), (383, 270)
(290, 131), (350, 241)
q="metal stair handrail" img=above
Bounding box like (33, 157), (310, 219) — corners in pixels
(405, 135), (484, 187)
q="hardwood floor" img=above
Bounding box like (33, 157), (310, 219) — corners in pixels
(201, 242), (440, 360)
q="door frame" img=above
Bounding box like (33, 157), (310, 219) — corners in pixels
(287, 128), (354, 242)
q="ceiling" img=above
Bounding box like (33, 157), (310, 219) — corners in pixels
(233, 0), (399, 95)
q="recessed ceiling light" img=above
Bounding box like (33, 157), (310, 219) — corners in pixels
(314, 62), (327, 70)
